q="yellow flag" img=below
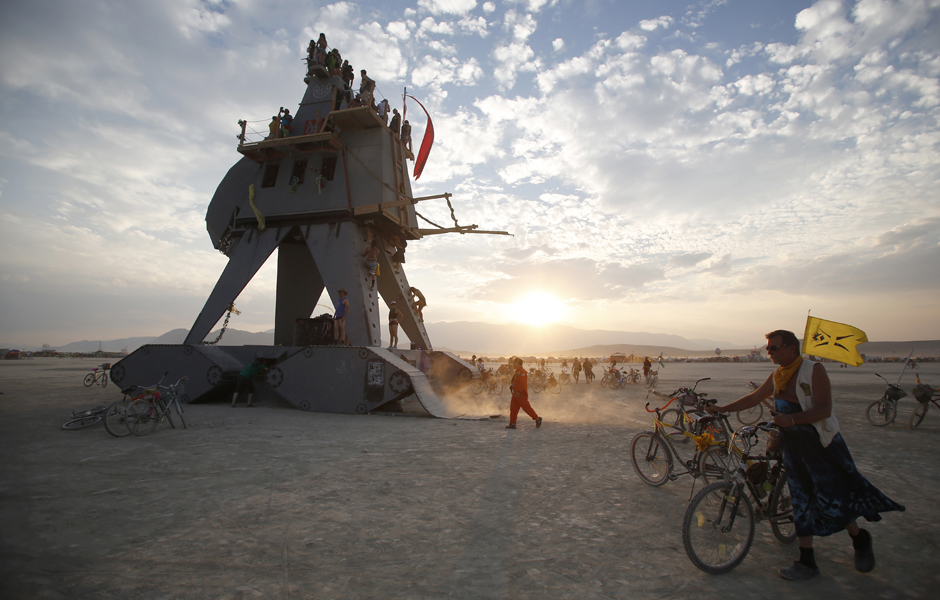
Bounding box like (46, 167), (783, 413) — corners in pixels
(248, 184), (266, 230)
(802, 316), (868, 366)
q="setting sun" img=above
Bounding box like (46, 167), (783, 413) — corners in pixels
(510, 291), (568, 327)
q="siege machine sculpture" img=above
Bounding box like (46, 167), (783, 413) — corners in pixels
(110, 46), (508, 416)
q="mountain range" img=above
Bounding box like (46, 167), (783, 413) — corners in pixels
(4, 322), (939, 357)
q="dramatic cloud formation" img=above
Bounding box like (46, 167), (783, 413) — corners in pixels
(1, 0), (938, 347)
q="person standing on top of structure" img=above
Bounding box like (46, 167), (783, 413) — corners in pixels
(506, 357), (542, 430)
(342, 60), (354, 91)
(315, 33), (328, 64)
(359, 70), (375, 108)
(377, 99), (390, 125)
(400, 119), (412, 154)
(389, 108), (401, 136)
(279, 109), (292, 138)
(267, 116), (279, 140)
(333, 288), (349, 345)
(705, 329), (905, 580)
(387, 301), (403, 349)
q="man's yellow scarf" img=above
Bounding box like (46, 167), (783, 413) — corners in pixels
(774, 356), (803, 395)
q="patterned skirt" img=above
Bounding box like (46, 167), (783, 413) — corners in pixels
(776, 399), (905, 537)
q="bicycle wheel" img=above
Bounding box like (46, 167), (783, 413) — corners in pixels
(768, 472), (797, 544)
(559, 374), (570, 386)
(103, 402), (131, 437)
(909, 402), (928, 429)
(630, 432), (672, 486)
(699, 445), (730, 484)
(736, 403), (763, 425)
(683, 480), (755, 575)
(470, 380), (484, 395)
(83, 373), (96, 387)
(159, 399), (175, 429)
(101, 374), (108, 388)
(172, 398), (187, 429)
(532, 380), (545, 393)
(548, 380), (561, 394)
(61, 411), (104, 430)
(659, 408), (688, 442)
(865, 398), (896, 426)
(125, 399), (159, 436)
(491, 381), (504, 395)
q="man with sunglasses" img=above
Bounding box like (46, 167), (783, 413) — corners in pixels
(706, 329), (904, 580)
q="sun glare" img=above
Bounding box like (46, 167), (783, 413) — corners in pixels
(511, 292), (567, 327)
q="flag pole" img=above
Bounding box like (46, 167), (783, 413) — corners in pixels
(896, 349), (914, 385)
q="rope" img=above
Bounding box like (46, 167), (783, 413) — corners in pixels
(201, 304), (240, 345)
(415, 211), (445, 229)
(444, 195), (460, 228)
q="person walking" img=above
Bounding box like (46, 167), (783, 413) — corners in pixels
(572, 357), (582, 383)
(387, 300), (402, 349)
(706, 329), (904, 580)
(506, 357), (541, 430)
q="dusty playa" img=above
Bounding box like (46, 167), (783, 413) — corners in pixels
(1, 357), (938, 599)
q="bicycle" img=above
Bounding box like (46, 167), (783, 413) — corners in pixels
(558, 367), (570, 386)
(471, 369), (504, 395)
(646, 368), (659, 388)
(83, 363), (111, 387)
(630, 389), (730, 488)
(909, 374), (939, 429)
(735, 381), (775, 425)
(681, 421), (796, 574)
(103, 384), (156, 438)
(124, 375), (188, 436)
(865, 373), (907, 426)
(61, 405), (107, 430)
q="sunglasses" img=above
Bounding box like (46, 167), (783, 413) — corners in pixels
(766, 344), (789, 352)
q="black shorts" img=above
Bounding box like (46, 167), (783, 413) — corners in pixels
(236, 375), (255, 394)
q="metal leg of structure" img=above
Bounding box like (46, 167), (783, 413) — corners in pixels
(184, 227), (288, 345)
(375, 240), (431, 350)
(275, 231), (324, 346)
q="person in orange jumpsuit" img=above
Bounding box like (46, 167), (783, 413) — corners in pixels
(507, 357), (542, 429)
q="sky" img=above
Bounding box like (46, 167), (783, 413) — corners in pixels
(0, 0), (938, 348)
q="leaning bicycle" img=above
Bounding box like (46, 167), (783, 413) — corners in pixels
(682, 422), (796, 574)
(631, 391), (730, 488)
(909, 374), (939, 429)
(124, 375), (188, 436)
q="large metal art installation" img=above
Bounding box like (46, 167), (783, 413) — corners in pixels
(110, 48), (505, 416)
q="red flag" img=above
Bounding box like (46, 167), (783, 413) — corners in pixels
(405, 94), (434, 180)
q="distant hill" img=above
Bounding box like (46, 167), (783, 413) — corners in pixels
(423, 321), (742, 355)
(3, 324), (937, 358)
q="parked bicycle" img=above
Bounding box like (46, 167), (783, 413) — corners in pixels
(471, 369), (504, 396)
(83, 363), (111, 387)
(531, 369), (561, 394)
(646, 368), (659, 388)
(558, 367), (570, 386)
(681, 421), (796, 574)
(866, 373), (907, 427)
(124, 375), (188, 436)
(61, 405), (108, 430)
(735, 381), (775, 425)
(631, 386), (730, 488)
(909, 374), (939, 429)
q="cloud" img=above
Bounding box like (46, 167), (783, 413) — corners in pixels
(639, 15), (673, 31)
(417, 0), (479, 16)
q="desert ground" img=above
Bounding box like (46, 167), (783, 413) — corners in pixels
(1, 357), (938, 599)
